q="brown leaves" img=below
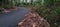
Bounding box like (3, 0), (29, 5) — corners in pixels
(17, 9), (50, 27)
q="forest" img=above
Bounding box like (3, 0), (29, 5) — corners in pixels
(0, 0), (60, 27)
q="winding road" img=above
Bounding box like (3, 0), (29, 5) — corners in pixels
(0, 7), (29, 27)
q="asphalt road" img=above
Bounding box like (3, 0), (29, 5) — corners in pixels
(0, 7), (29, 27)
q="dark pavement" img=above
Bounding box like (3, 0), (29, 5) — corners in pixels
(0, 7), (29, 27)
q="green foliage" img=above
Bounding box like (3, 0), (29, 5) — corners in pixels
(25, 0), (60, 27)
(0, 0), (15, 9)
(0, 0), (60, 27)
(33, 0), (60, 27)
(34, 6), (60, 27)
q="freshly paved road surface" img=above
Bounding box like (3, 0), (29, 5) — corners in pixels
(0, 7), (29, 27)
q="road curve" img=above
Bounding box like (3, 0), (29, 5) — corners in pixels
(0, 7), (29, 27)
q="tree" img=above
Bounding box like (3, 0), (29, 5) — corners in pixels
(1, 0), (15, 9)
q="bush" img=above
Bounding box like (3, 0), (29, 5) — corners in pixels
(33, 4), (60, 27)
